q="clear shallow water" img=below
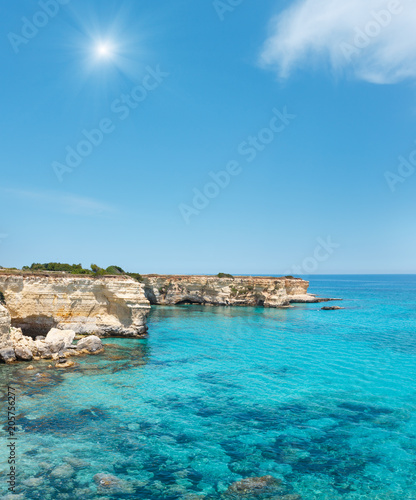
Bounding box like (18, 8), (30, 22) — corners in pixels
(1, 275), (416, 499)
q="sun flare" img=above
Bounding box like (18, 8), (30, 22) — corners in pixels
(95, 42), (113, 58)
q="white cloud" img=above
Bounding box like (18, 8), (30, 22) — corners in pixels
(260, 0), (416, 84)
(2, 189), (116, 217)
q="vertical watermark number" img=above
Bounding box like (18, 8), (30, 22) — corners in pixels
(6, 386), (17, 493)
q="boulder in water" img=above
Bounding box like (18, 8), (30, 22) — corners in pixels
(35, 341), (53, 359)
(0, 347), (16, 364)
(55, 359), (75, 369)
(15, 346), (33, 361)
(45, 328), (76, 347)
(77, 335), (103, 353)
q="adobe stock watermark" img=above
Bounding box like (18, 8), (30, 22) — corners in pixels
(385, 142), (416, 192)
(285, 236), (340, 275)
(52, 65), (169, 182)
(7, 0), (71, 54)
(213, 0), (244, 21)
(339, 1), (403, 62)
(179, 106), (296, 224)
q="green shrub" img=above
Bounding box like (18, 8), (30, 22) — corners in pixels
(23, 262), (142, 280)
(127, 273), (143, 282)
(28, 262), (93, 274)
(106, 265), (125, 275)
(0, 291), (5, 305)
(90, 264), (106, 276)
(217, 273), (234, 279)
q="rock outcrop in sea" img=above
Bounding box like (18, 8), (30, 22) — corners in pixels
(142, 275), (332, 308)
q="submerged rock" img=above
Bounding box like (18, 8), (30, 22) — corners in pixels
(93, 473), (134, 494)
(50, 463), (75, 479)
(275, 495), (302, 500)
(45, 328), (75, 347)
(54, 494), (73, 500)
(1, 494), (25, 500)
(225, 475), (283, 497)
(77, 335), (103, 353)
(63, 456), (90, 469)
(22, 477), (43, 487)
(55, 359), (75, 369)
(38, 461), (53, 470)
(321, 306), (344, 310)
(73, 487), (95, 498)
(0, 347), (16, 364)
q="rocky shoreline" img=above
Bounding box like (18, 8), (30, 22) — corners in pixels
(0, 306), (104, 367)
(0, 272), (338, 365)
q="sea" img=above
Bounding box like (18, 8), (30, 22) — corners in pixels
(1, 275), (416, 499)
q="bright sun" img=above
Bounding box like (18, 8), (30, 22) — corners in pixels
(96, 43), (113, 58)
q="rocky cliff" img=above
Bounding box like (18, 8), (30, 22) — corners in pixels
(142, 275), (331, 308)
(0, 303), (11, 346)
(0, 272), (335, 349)
(0, 274), (150, 338)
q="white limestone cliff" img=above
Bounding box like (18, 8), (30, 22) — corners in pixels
(0, 303), (11, 347)
(142, 275), (331, 307)
(0, 274), (151, 338)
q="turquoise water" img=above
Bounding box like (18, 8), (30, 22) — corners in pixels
(1, 275), (416, 499)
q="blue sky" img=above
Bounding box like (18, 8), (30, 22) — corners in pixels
(1, 0), (415, 274)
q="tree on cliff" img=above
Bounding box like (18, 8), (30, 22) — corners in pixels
(90, 264), (106, 275)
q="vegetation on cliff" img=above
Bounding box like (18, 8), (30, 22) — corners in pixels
(25, 263), (93, 274)
(13, 263), (144, 282)
(217, 273), (234, 279)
